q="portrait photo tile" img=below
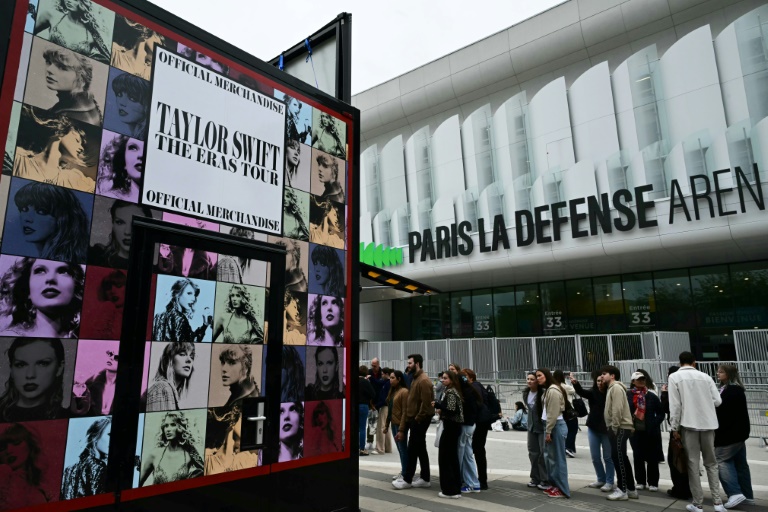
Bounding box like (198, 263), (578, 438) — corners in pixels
(208, 343), (263, 408)
(306, 294), (344, 347)
(304, 346), (344, 401)
(303, 399), (342, 459)
(111, 14), (174, 82)
(96, 129), (145, 204)
(275, 90), (312, 146)
(145, 341), (211, 412)
(277, 401), (304, 463)
(79, 265), (127, 340)
(70, 339), (120, 417)
(308, 194), (345, 250)
(204, 402), (260, 475)
(153, 242), (218, 282)
(282, 290), (307, 346)
(213, 282), (265, 344)
(283, 141), (311, 193)
(282, 187), (309, 242)
(310, 148), (346, 204)
(0, 419), (69, 508)
(1, 177), (94, 264)
(267, 236), (308, 294)
(61, 415), (112, 498)
(0, 336), (77, 421)
(89, 195), (158, 270)
(311, 110), (346, 160)
(138, 408), (206, 487)
(13, 104), (101, 191)
(33, 0), (115, 65)
(280, 345), (305, 403)
(102, 67), (151, 140)
(25, 0), (39, 33)
(308, 244), (345, 297)
(23, 36), (110, 128)
(151, 274), (215, 343)
(0, 254), (86, 339)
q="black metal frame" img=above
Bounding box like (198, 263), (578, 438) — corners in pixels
(110, 217), (286, 492)
(268, 13), (353, 103)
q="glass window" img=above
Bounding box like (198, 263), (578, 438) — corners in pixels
(653, 269), (695, 331)
(622, 273), (655, 331)
(593, 276), (625, 333)
(411, 295), (430, 340)
(451, 291), (473, 338)
(691, 265), (733, 329)
(472, 289), (494, 337)
(730, 261), (768, 329)
(565, 278), (595, 332)
(493, 287), (517, 337)
(392, 298), (410, 341)
(432, 293), (452, 339)
(515, 284), (541, 336)
(540, 281), (567, 334)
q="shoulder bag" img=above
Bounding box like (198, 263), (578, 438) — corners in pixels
(573, 396), (588, 417)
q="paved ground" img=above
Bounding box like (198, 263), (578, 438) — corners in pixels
(359, 426), (768, 512)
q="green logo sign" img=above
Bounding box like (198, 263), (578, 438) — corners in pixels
(360, 243), (404, 267)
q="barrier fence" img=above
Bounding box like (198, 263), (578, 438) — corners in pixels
(361, 333), (768, 442)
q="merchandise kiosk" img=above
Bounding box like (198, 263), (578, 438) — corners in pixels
(0, 0), (360, 510)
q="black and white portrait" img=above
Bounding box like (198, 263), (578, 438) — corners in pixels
(304, 400), (342, 458)
(284, 140), (311, 192)
(268, 237), (308, 293)
(139, 410), (205, 486)
(103, 67), (151, 140)
(213, 283), (265, 344)
(204, 403), (259, 475)
(152, 275), (215, 343)
(309, 195), (345, 249)
(306, 294), (344, 347)
(144, 341), (211, 412)
(281, 345), (305, 402)
(278, 401), (304, 462)
(88, 196), (156, 269)
(0, 336), (76, 422)
(310, 148), (345, 203)
(33, 0), (114, 65)
(60, 416), (111, 499)
(304, 346), (344, 401)
(282, 290), (307, 346)
(308, 244), (345, 297)
(312, 110), (346, 160)
(111, 15), (171, 81)
(13, 105), (100, 193)
(208, 344), (262, 408)
(96, 129), (144, 203)
(23, 37), (109, 127)
(276, 91), (312, 146)
(283, 187), (310, 242)
(0, 255), (85, 338)
(69, 339), (120, 416)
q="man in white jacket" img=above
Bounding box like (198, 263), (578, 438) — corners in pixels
(668, 351), (725, 512)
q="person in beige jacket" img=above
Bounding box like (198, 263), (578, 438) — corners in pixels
(536, 368), (570, 499)
(601, 365), (638, 501)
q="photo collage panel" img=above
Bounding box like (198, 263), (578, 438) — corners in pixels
(0, 0), (352, 505)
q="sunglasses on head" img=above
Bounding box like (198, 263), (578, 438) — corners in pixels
(106, 351), (119, 361)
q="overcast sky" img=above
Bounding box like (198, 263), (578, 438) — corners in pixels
(150, 0), (564, 95)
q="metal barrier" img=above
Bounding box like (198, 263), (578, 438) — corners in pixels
(734, 329), (768, 362)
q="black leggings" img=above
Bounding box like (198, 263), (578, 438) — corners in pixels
(472, 421), (490, 486)
(610, 429), (635, 492)
(438, 420), (462, 496)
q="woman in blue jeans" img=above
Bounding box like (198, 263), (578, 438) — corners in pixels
(358, 365), (376, 456)
(571, 371), (615, 492)
(383, 370), (409, 478)
(715, 364), (754, 508)
(536, 368), (570, 499)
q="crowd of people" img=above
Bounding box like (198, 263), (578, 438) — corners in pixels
(358, 351), (755, 509)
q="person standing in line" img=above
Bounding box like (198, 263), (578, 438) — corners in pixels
(466, 369), (493, 490)
(571, 371), (614, 492)
(668, 351), (726, 512)
(601, 365), (638, 501)
(715, 364), (754, 509)
(392, 354), (435, 490)
(370, 366), (392, 455)
(661, 365), (692, 500)
(523, 371), (549, 491)
(627, 370), (664, 492)
(383, 370), (409, 481)
(537, 368), (570, 499)
(553, 370), (578, 457)
(358, 365), (376, 456)
(457, 370), (481, 493)
(433, 370), (464, 499)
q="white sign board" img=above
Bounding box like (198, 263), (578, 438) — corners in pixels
(143, 47), (286, 234)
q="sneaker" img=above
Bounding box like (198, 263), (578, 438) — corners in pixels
(461, 486), (472, 494)
(438, 492), (461, 499)
(392, 478), (412, 490)
(600, 483), (615, 492)
(370, 450), (381, 455)
(359, 450), (369, 456)
(391, 472), (402, 481)
(685, 505), (703, 512)
(724, 495), (746, 509)
(412, 476), (431, 488)
(649, 486), (659, 492)
(607, 489), (628, 501)
(588, 481), (606, 488)
(714, 504), (727, 512)
(566, 449), (576, 458)
(527, 481), (539, 488)
(542, 486), (554, 494)
(547, 488), (567, 498)
(628, 490), (639, 499)
(636, 484), (646, 490)
(480, 484), (489, 490)
(537, 483), (550, 490)
(472, 487), (481, 493)
(744, 499), (755, 505)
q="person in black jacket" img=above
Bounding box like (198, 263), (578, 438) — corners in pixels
(458, 371), (482, 492)
(627, 370), (665, 492)
(571, 370), (614, 492)
(524, 371), (549, 490)
(465, 369), (496, 490)
(358, 365), (376, 456)
(661, 365), (692, 500)
(715, 364), (753, 508)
